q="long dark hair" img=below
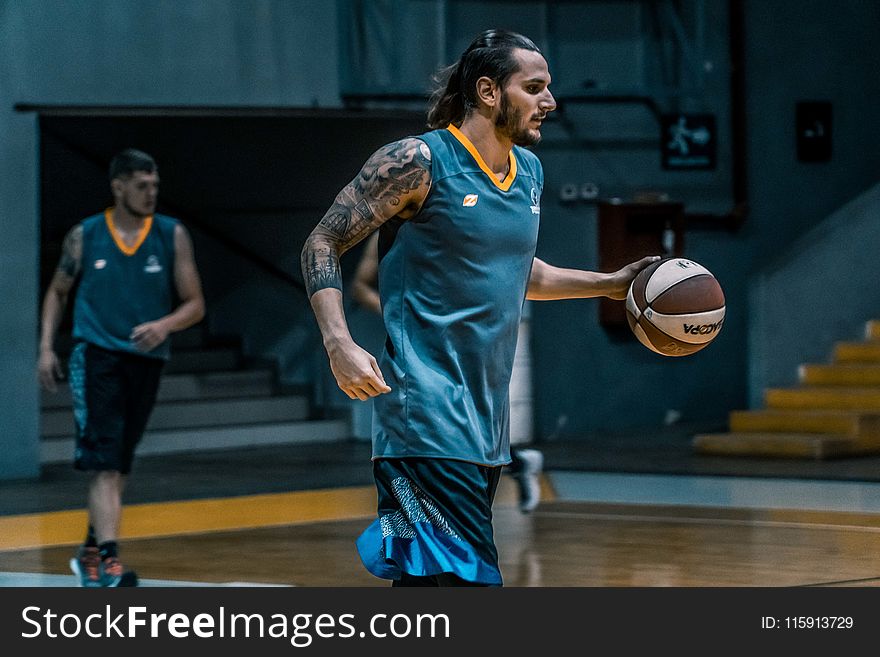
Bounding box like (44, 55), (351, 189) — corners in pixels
(427, 29), (541, 129)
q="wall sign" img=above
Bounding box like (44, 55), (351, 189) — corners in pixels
(661, 114), (716, 170)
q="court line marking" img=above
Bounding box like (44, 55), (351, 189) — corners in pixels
(0, 571), (294, 587)
(0, 473), (548, 552)
(0, 486), (378, 552)
(799, 575), (880, 587)
(540, 509), (880, 534)
(550, 470), (880, 514)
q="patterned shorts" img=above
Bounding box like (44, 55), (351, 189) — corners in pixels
(69, 342), (163, 474)
(356, 457), (503, 585)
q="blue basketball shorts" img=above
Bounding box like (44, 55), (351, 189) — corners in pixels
(356, 456), (504, 585)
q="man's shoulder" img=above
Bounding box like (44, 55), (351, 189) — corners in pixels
(153, 213), (180, 227)
(513, 145), (544, 178)
(79, 212), (104, 227)
(412, 127), (453, 148)
(513, 145), (542, 166)
(406, 128), (461, 166)
(152, 214), (181, 247)
(385, 133), (434, 155)
(370, 135), (434, 177)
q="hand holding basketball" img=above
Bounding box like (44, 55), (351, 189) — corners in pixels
(625, 257), (725, 357)
(607, 255), (663, 300)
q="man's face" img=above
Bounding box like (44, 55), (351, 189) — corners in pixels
(113, 170), (159, 218)
(495, 48), (556, 146)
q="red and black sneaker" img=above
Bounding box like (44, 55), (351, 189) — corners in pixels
(69, 546), (101, 587)
(99, 555), (140, 587)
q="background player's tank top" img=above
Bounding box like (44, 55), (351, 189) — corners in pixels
(73, 210), (177, 360)
(373, 126), (544, 466)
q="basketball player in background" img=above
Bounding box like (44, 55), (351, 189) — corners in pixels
(38, 149), (205, 586)
(301, 29), (658, 587)
(352, 231), (545, 513)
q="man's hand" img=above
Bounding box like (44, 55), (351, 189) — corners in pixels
(607, 255), (662, 300)
(38, 349), (64, 393)
(326, 340), (391, 401)
(130, 320), (170, 353)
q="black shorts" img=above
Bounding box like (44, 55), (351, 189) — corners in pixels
(356, 457), (504, 585)
(68, 342), (164, 474)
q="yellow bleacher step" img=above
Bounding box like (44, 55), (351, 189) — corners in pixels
(799, 363), (880, 386)
(834, 342), (880, 362)
(728, 409), (880, 435)
(696, 319), (880, 460)
(765, 386), (880, 410)
(692, 432), (879, 460)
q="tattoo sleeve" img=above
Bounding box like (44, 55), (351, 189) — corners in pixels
(301, 138), (431, 298)
(53, 224), (83, 290)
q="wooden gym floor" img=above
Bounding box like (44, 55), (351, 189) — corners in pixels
(2, 434), (880, 587)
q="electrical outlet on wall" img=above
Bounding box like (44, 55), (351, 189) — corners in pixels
(559, 182), (600, 203)
(580, 182), (599, 200)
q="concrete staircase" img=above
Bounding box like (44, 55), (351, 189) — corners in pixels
(40, 326), (350, 464)
(693, 319), (880, 460)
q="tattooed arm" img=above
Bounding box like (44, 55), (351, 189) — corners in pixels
(38, 224), (83, 392)
(301, 137), (432, 400)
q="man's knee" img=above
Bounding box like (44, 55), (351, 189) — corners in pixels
(90, 470), (123, 488)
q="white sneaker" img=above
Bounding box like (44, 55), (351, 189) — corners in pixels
(514, 449), (543, 513)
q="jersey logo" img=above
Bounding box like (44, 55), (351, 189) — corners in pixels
(462, 194), (479, 207)
(144, 255), (163, 274)
(530, 187), (541, 215)
(93, 259), (107, 270)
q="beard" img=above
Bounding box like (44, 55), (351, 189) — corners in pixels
(122, 196), (155, 219)
(495, 92), (541, 147)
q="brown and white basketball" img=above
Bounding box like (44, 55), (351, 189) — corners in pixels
(625, 257), (725, 357)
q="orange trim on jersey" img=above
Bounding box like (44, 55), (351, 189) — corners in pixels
(447, 124), (518, 191)
(104, 207), (153, 256)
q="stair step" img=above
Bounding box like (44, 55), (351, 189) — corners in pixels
(799, 363), (880, 386)
(728, 409), (880, 435)
(698, 319), (880, 461)
(47, 347), (243, 375)
(170, 326), (209, 350)
(833, 342), (880, 363)
(692, 432), (880, 459)
(163, 348), (241, 373)
(765, 386), (880, 411)
(41, 369), (276, 409)
(52, 328), (230, 355)
(40, 419), (352, 464)
(41, 395), (309, 437)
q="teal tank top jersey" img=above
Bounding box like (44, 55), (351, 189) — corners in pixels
(373, 126), (543, 466)
(73, 209), (177, 360)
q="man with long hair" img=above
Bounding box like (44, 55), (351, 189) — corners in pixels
(301, 29), (658, 586)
